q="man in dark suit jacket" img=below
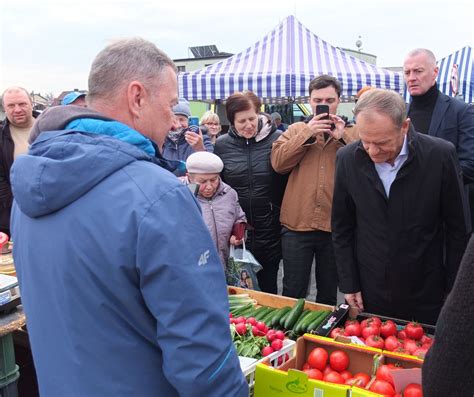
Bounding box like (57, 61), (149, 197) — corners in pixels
(332, 89), (470, 325)
(404, 48), (474, 225)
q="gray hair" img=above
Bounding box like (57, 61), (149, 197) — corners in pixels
(1, 86), (32, 107)
(405, 48), (437, 67)
(87, 37), (177, 103)
(354, 89), (406, 128)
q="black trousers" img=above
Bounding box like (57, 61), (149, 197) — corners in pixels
(282, 228), (338, 305)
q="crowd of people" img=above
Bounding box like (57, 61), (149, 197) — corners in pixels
(1, 38), (473, 396)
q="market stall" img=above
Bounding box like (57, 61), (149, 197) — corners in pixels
(178, 15), (404, 104)
(228, 287), (432, 396)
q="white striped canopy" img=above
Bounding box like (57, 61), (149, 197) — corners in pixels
(437, 45), (473, 103)
(178, 15), (403, 103)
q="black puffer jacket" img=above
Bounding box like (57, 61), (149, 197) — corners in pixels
(214, 115), (288, 268)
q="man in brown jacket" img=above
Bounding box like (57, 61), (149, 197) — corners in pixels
(271, 75), (357, 305)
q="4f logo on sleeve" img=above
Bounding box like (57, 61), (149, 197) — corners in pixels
(198, 250), (210, 266)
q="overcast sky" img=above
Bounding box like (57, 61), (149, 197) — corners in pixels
(1, 0), (472, 96)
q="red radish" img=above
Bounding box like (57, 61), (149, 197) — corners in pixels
(246, 317), (257, 326)
(266, 330), (277, 342)
(271, 339), (284, 351)
(274, 330), (285, 340)
(235, 323), (247, 335)
(277, 353), (290, 366)
(261, 346), (274, 356)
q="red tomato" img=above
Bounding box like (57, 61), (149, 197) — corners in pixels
(323, 371), (345, 384)
(323, 365), (333, 375)
(271, 339), (283, 351)
(353, 372), (371, 387)
(361, 316), (382, 328)
(345, 320), (362, 337)
(405, 322), (424, 341)
(307, 347), (328, 371)
(393, 346), (407, 355)
(329, 350), (350, 372)
(330, 327), (345, 339)
(384, 335), (402, 351)
(380, 320), (398, 338)
(369, 379), (396, 395)
(412, 347), (429, 359)
(403, 339), (421, 355)
(302, 362), (311, 370)
(376, 364), (398, 385)
(340, 370), (353, 381)
(403, 383), (423, 397)
(365, 335), (385, 349)
(362, 324), (381, 339)
(345, 378), (362, 386)
(397, 330), (407, 340)
(420, 335), (433, 346)
(303, 368), (323, 380)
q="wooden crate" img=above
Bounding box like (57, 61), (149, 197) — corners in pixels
(227, 286), (334, 311)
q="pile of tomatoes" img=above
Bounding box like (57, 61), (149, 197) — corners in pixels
(330, 316), (433, 358)
(370, 364), (423, 396)
(301, 346), (371, 386)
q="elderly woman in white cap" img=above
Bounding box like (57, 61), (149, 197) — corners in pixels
(186, 151), (247, 267)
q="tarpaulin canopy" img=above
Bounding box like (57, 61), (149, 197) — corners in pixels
(178, 15), (404, 103)
(437, 45), (473, 103)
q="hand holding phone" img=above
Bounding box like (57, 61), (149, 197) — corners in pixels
(315, 104), (335, 131)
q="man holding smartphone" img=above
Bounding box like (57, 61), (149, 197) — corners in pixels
(271, 75), (357, 305)
(162, 99), (214, 168)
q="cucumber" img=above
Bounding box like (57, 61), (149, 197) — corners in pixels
(240, 305), (256, 317)
(250, 306), (269, 320)
(231, 303), (253, 316)
(254, 306), (273, 321)
(261, 308), (278, 325)
(279, 309), (292, 327)
(297, 310), (322, 334)
(307, 311), (331, 332)
(293, 309), (311, 334)
(284, 298), (306, 330)
(270, 307), (291, 328)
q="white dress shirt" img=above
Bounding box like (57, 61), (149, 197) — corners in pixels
(374, 135), (409, 197)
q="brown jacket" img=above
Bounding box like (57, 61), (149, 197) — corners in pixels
(271, 121), (357, 232)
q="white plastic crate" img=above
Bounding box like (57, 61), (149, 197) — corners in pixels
(239, 338), (296, 392)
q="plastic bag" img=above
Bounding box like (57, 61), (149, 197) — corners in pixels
(226, 240), (263, 291)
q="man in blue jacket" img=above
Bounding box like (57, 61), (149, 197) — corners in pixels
(404, 48), (474, 226)
(11, 38), (247, 397)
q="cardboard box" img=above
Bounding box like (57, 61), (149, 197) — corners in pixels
(254, 334), (383, 397)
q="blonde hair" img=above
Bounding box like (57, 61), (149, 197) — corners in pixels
(200, 111), (220, 125)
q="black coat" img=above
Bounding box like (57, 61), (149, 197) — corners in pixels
(332, 127), (470, 325)
(0, 120), (15, 233)
(214, 126), (287, 268)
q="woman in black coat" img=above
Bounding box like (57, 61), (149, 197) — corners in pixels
(214, 91), (287, 293)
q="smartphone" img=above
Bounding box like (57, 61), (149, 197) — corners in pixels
(188, 117), (199, 127)
(315, 104), (330, 119)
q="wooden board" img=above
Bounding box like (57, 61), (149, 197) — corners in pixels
(227, 286), (334, 311)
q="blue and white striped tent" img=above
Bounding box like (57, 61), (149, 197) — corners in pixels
(178, 15), (403, 103)
(404, 46), (473, 104)
(437, 45), (473, 103)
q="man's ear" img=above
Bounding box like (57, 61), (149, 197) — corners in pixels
(402, 118), (410, 135)
(127, 81), (146, 119)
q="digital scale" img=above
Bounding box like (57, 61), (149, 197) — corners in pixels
(0, 274), (21, 315)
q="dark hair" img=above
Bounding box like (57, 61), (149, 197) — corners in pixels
(308, 75), (341, 97)
(225, 91), (261, 125)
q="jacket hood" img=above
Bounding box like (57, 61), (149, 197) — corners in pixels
(28, 105), (113, 144)
(12, 110), (154, 218)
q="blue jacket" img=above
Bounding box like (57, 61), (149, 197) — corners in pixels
(10, 108), (247, 397)
(162, 129), (214, 163)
